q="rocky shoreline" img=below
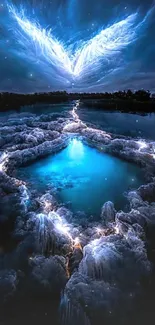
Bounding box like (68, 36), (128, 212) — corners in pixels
(0, 102), (155, 325)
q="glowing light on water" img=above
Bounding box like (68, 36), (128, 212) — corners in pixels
(18, 137), (145, 215)
(71, 100), (80, 121)
(68, 138), (84, 161)
(63, 99), (86, 132)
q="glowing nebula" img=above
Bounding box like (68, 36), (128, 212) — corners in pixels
(2, 1), (154, 91)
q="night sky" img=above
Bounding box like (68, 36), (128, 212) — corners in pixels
(0, 0), (155, 93)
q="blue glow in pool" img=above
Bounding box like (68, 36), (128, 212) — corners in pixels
(18, 138), (144, 216)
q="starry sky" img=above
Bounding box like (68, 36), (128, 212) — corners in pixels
(0, 0), (155, 93)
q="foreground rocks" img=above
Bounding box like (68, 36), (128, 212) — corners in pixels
(0, 105), (155, 325)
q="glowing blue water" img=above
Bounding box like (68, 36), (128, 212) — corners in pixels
(18, 138), (144, 216)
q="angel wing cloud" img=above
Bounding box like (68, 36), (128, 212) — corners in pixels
(4, 2), (155, 91)
(72, 13), (138, 77)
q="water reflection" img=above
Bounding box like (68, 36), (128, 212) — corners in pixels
(78, 109), (155, 140)
(68, 138), (84, 161)
(1, 103), (155, 140)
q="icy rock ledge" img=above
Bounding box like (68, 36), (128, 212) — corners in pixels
(0, 109), (155, 325)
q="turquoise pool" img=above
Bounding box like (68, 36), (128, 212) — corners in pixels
(18, 138), (144, 217)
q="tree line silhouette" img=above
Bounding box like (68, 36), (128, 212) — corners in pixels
(0, 89), (155, 112)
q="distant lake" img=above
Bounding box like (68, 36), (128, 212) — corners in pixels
(0, 102), (155, 140)
(78, 108), (155, 140)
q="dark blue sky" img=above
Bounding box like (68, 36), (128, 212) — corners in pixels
(0, 0), (155, 93)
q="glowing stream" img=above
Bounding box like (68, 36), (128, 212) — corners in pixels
(71, 100), (80, 121)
